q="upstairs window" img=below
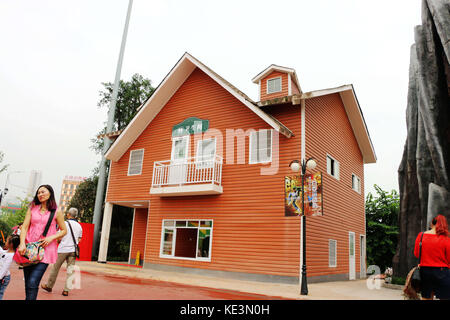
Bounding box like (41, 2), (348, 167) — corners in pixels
(326, 155), (340, 180)
(249, 129), (272, 164)
(352, 174), (361, 193)
(196, 138), (216, 168)
(128, 149), (144, 175)
(266, 77), (282, 94)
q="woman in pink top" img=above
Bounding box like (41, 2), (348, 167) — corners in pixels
(17, 185), (67, 300)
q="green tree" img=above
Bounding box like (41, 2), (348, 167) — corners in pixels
(0, 198), (29, 239)
(91, 73), (155, 154)
(365, 185), (400, 272)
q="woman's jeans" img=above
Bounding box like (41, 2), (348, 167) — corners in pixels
(0, 275), (11, 300)
(23, 263), (48, 300)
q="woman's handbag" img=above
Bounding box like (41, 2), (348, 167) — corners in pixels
(403, 232), (424, 299)
(13, 209), (56, 267)
(67, 220), (80, 259)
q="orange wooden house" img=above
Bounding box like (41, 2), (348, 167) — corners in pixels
(98, 52), (376, 284)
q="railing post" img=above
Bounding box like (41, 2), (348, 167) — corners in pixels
(212, 157), (216, 185)
(152, 163), (156, 186)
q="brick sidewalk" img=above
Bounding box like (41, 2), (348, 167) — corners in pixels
(73, 261), (404, 300)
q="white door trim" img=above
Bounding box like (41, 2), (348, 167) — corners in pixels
(360, 234), (366, 279)
(349, 231), (356, 280)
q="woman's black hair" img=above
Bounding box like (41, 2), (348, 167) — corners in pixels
(31, 184), (57, 211)
(8, 234), (20, 251)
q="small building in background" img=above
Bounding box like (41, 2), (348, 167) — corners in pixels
(59, 176), (86, 213)
(27, 170), (42, 198)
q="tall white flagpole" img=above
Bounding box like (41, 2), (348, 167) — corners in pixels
(92, 0), (133, 261)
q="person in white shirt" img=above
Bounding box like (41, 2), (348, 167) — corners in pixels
(41, 207), (82, 296)
(0, 234), (20, 300)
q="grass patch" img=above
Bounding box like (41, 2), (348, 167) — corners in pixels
(391, 276), (405, 285)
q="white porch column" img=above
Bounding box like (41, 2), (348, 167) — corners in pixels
(98, 202), (113, 263)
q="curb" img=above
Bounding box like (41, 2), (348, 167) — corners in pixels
(382, 283), (404, 290)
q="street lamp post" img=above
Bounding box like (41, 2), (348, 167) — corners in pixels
(289, 157), (317, 295)
(0, 170), (24, 208)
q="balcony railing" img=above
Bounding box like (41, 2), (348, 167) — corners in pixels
(150, 155), (223, 196)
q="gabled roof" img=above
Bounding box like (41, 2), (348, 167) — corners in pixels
(257, 84), (377, 164)
(105, 53), (294, 162)
(252, 64), (302, 93)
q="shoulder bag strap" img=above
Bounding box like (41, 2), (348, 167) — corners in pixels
(42, 209), (56, 237)
(67, 220), (78, 250)
(418, 232), (425, 267)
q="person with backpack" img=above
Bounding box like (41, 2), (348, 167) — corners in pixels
(41, 207), (82, 297)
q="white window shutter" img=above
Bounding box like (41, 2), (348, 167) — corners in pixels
(329, 240), (337, 267)
(250, 130), (272, 164)
(249, 131), (257, 163)
(128, 149), (144, 175)
(327, 156), (332, 175)
(267, 78), (281, 94)
(335, 160), (340, 180)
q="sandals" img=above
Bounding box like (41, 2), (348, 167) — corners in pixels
(41, 284), (52, 292)
(62, 290), (69, 296)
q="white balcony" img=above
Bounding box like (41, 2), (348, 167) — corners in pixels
(150, 155), (223, 196)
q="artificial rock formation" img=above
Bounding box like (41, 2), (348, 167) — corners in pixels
(393, 0), (450, 278)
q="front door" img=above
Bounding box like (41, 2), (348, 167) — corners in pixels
(349, 232), (356, 280)
(169, 136), (189, 185)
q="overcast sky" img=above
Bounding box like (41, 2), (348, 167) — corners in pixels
(0, 0), (422, 204)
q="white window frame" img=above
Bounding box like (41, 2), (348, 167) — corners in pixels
(352, 173), (361, 193)
(171, 136), (189, 163)
(326, 154), (340, 180)
(266, 77), (282, 94)
(329, 239), (337, 267)
(159, 219), (213, 262)
(196, 138), (216, 169)
(249, 129), (273, 164)
(127, 149), (145, 176)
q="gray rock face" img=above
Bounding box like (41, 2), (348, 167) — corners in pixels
(393, 0), (450, 278)
(427, 183), (450, 226)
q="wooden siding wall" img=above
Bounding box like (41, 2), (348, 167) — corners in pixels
(259, 71), (289, 101)
(106, 67), (365, 279)
(130, 208), (148, 263)
(303, 94), (365, 278)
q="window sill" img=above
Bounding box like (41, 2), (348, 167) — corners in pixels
(159, 255), (211, 263)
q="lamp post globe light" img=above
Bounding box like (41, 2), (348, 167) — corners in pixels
(289, 157), (316, 295)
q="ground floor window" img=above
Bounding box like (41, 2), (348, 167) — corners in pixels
(160, 219), (213, 261)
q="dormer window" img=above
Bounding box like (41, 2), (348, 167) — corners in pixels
(266, 77), (282, 94)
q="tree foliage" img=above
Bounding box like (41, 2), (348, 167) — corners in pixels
(91, 73), (155, 154)
(365, 185), (400, 272)
(0, 198), (29, 242)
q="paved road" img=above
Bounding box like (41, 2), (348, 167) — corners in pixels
(3, 265), (287, 300)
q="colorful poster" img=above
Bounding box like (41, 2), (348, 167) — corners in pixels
(285, 172), (323, 216)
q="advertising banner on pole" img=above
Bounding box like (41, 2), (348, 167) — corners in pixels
(285, 172), (323, 216)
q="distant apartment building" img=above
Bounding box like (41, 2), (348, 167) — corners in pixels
(59, 176), (86, 213)
(27, 170), (42, 198)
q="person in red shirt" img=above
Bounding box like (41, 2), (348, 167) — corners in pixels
(414, 214), (450, 300)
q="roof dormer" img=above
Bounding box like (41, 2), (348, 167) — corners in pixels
(252, 65), (301, 102)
